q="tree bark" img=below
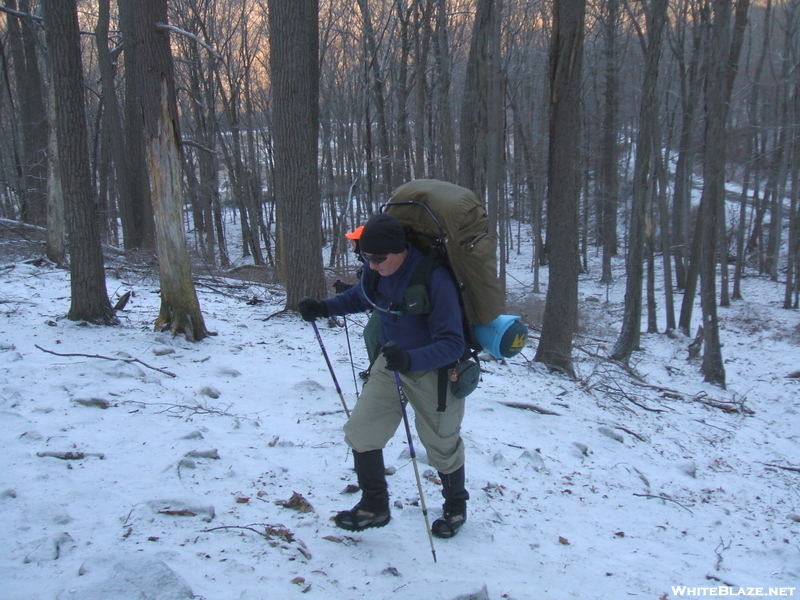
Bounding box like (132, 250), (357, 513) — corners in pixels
(268, 0), (327, 309)
(356, 0), (393, 196)
(130, 0), (210, 341)
(599, 0), (620, 285)
(533, 0), (586, 377)
(458, 0), (493, 199)
(5, 0), (48, 227)
(96, 0), (136, 251)
(43, 0), (117, 325)
(119, 0), (156, 251)
(612, 0), (668, 363)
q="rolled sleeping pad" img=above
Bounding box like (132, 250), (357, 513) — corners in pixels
(472, 315), (528, 359)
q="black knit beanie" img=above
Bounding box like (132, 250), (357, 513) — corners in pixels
(359, 213), (406, 255)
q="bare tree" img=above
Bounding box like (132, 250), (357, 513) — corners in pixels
(598, 0), (620, 285)
(458, 0), (493, 199)
(119, 0), (156, 251)
(43, 0), (117, 325)
(356, 0), (394, 198)
(534, 0), (586, 377)
(695, 0), (750, 387)
(612, 0), (669, 364)
(4, 0), (47, 227)
(125, 0), (211, 341)
(268, 0), (327, 308)
(95, 0), (138, 251)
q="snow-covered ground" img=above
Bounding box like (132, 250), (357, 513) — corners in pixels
(1, 225), (798, 600)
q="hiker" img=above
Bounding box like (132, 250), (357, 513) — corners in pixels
(299, 211), (469, 539)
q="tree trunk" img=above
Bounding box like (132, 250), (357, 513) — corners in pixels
(44, 37), (65, 265)
(43, 0), (117, 326)
(434, 0), (457, 182)
(356, 0), (393, 196)
(458, 0), (493, 199)
(5, 0), (48, 227)
(96, 0), (137, 251)
(668, 5), (703, 290)
(612, 0), (668, 363)
(119, 0), (156, 251)
(599, 0), (620, 285)
(533, 0), (586, 377)
(130, 0), (210, 341)
(148, 79), (210, 341)
(268, 0), (327, 309)
(655, 128), (676, 332)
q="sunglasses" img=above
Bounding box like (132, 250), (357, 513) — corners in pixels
(361, 251), (388, 264)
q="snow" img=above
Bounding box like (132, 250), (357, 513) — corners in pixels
(1, 235), (799, 600)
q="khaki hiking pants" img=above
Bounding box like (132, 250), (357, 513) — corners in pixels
(343, 353), (466, 474)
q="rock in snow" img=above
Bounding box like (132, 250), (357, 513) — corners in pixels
(55, 555), (194, 600)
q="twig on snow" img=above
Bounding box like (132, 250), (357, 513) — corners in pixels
(35, 344), (176, 377)
(499, 401), (561, 415)
(633, 493), (694, 514)
(760, 462), (800, 474)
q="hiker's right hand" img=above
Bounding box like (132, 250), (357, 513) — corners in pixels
(333, 280), (353, 294)
(299, 296), (327, 322)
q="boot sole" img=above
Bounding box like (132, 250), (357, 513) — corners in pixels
(334, 513), (391, 531)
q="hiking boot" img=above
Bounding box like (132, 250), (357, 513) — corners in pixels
(334, 503), (391, 531)
(334, 449), (391, 532)
(431, 506), (466, 538)
(432, 466), (469, 538)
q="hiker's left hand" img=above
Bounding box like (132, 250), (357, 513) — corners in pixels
(382, 342), (411, 372)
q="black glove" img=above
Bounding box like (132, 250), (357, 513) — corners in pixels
(333, 280), (353, 294)
(298, 296), (328, 322)
(382, 342), (411, 372)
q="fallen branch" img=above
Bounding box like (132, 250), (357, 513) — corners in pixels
(693, 392), (754, 415)
(128, 400), (243, 421)
(760, 462), (800, 474)
(614, 425), (649, 443)
(633, 493), (693, 514)
(35, 344), (176, 378)
(202, 523), (311, 559)
(37, 451), (105, 460)
(499, 401), (561, 416)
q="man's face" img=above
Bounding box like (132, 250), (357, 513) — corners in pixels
(364, 249), (408, 277)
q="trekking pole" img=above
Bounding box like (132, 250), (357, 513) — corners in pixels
(342, 316), (360, 397)
(310, 321), (351, 418)
(391, 368), (437, 563)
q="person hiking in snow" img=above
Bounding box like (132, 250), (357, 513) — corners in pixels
(299, 212), (469, 538)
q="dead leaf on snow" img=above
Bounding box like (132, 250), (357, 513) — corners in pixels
(276, 492), (314, 513)
(558, 536), (570, 545)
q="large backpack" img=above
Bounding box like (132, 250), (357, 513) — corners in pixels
(367, 179), (527, 407)
(383, 179), (503, 328)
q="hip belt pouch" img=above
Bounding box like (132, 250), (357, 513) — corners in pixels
(449, 359), (480, 399)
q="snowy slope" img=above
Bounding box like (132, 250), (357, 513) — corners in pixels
(1, 242), (798, 600)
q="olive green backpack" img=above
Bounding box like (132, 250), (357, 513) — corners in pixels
(382, 179), (503, 329)
(366, 180), (505, 406)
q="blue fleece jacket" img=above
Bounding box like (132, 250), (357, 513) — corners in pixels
(322, 245), (464, 372)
